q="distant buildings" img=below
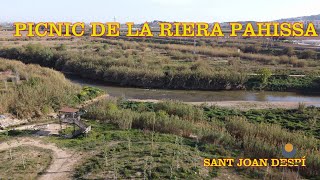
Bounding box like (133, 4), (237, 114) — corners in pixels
(303, 20), (320, 29)
(0, 25), (14, 31)
(284, 20), (320, 29)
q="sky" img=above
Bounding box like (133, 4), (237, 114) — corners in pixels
(0, 0), (319, 23)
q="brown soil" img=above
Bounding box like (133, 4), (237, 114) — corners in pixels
(0, 138), (82, 180)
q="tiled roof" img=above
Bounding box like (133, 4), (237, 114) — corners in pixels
(59, 107), (79, 113)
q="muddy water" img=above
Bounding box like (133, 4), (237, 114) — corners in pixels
(68, 76), (320, 102)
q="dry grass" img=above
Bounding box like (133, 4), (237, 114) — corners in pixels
(0, 58), (81, 117)
(0, 146), (52, 179)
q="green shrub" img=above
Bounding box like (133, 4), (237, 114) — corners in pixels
(301, 50), (317, 59)
(244, 45), (261, 53)
(76, 86), (105, 102)
(257, 68), (272, 85)
(283, 47), (295, 56)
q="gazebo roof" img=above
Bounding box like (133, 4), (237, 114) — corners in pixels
(59, 107), (79, 113)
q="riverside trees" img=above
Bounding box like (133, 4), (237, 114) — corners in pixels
(0, 41), (319, 91)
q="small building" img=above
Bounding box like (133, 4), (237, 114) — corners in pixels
(59, 107), (80, 119)
(58, 107), (91, 138)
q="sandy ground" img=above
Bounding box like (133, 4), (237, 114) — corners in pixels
(76, 94), (109, 109)
(0, 137), (82, 180)
(128, 99), (320, 110)
(0, 122), (66, 134)
(32, 123), (70, 136)
(0, 114), (28, 129)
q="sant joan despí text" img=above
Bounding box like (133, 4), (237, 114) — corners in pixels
(203, 158), (306, 167)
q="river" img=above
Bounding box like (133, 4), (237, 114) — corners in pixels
(68, 76), (320, 103)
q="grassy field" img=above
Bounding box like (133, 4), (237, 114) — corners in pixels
(44, 120), (306, 179)
(0, 146), (52, 179)
(121, 100), (320, 138)
(77, 99), (320, 179)
(0, 35), (319, 91)
(1, 100), (319, 179)
(45, 122), (217, 179)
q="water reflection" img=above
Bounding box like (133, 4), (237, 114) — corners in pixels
(68, 76), (320, 103)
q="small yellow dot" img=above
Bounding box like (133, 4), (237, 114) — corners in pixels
(285, 143), (293, 152)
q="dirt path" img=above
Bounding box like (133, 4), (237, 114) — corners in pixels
(76, 94), (109, 109)
(127, 99), (320, 110)
(213, 168), (244, 180)
(0, 137), (81, 180)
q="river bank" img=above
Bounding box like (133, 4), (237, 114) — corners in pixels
(128, 99), (320, 110)
(69, 76), (320, 105)
(1, 42), (320, 92)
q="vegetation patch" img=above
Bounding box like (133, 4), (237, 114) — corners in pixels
(76, 86), (105, 102)
(80, 99), (320, 179)
(0, 59), (104, 118)
(0, 146), (52, 179)
(74, 140), (212, 179)
(1, 40), (319, 91)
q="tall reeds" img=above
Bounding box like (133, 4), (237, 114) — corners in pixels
(84, 99), (320, 178)
(0, 59), (80, 117)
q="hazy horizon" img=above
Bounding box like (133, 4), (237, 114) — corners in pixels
(0, 0), (319, 23)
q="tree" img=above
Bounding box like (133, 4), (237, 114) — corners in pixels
(283, 47), (295, 57)
(244, 45), (261, 53)
(301, 50), (317, 59)
(258, 68), (272, 85)
(197, 40), (206, 46)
